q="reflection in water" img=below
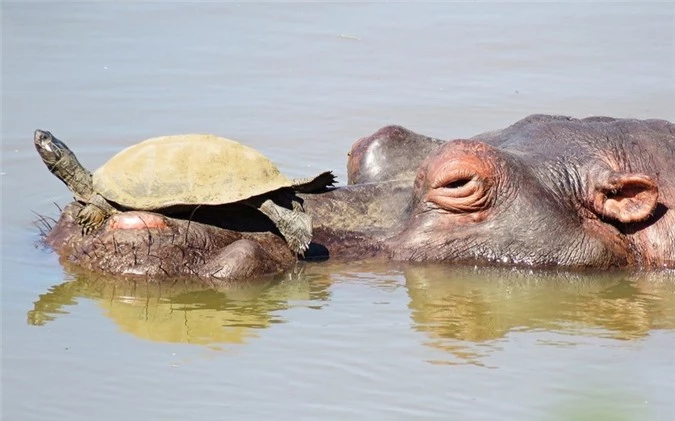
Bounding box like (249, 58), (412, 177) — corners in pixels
(27, 262), (675, 366)
(28, 269), (332, 346)
(405, 265), (675, 365)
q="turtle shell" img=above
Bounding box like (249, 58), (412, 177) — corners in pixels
(92, 134), (294, 210)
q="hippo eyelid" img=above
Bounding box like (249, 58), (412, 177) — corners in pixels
(428, 175), (494, 213)
(444, 176), (473, 189)
(431, 167), (477, 190)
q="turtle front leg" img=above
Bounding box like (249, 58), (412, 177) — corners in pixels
(77, 204), (108, 234)
(76, 193), (118, 234)
(251, 198), (312, 255)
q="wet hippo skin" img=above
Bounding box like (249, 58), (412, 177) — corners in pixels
(41, 114), (675, 281)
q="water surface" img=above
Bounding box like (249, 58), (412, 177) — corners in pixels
(2, 2), (674, 420)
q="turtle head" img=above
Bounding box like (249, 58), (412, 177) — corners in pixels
(34, 129), (73, 170)
(34, 129), (93, 200)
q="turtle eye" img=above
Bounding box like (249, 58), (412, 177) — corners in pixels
(34, 130), (51, 143)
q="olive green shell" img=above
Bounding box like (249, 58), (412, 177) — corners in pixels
(92, 134), (297, 210)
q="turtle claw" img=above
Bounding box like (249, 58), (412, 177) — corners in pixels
(80, 221), (98, 236)
(77, 204), (107, 235)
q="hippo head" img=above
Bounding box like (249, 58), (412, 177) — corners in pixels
(392, 138), (660, 267)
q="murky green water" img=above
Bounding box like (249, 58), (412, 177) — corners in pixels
(2, 3), (674, 420)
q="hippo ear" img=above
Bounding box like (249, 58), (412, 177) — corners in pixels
(591, 171), (658, 223)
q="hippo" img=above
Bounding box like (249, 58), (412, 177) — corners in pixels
(36, 114), (675, 282)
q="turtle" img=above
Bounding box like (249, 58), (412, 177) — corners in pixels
(34, 130), (335, 254)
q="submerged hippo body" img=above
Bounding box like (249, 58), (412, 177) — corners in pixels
(44, 203), (296, 282)
(40, 115), (675, 281)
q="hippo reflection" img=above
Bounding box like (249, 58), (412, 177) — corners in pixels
(404, 265), (675, 365)
(28, 263), (675, 365)
(38, 115), (674, 281)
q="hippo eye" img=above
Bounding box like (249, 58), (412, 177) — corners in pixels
(428, 172), (493, 213)
(445, 177), (472, 189)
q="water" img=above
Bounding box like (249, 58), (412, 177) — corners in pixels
(2, 2), (674, 420)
